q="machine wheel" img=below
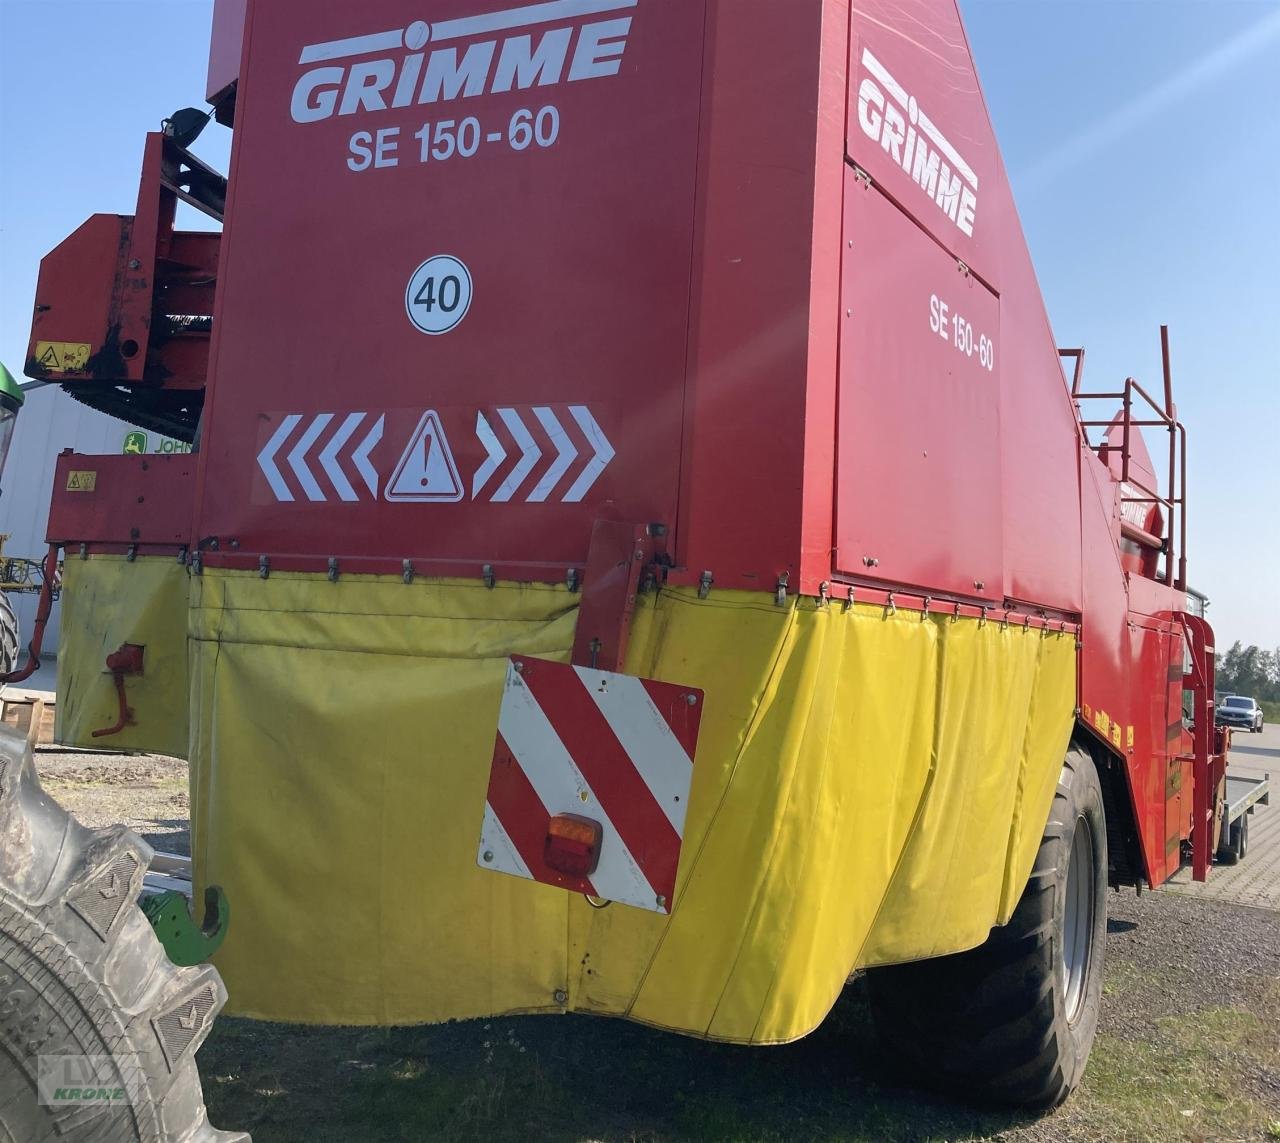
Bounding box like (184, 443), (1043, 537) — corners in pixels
(0, 728), (247, 1142)
(1213, 803), (1233, 865)
(0, 592), (18, 677)
(866, 744), (1107, 1109)
(1232, 814), (1249, 861)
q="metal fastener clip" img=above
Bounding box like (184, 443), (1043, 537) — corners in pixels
(774, 572), (790, 607)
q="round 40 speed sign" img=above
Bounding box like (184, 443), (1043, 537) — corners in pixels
(405, 255), (473, 336)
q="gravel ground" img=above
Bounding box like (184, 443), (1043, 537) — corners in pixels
(35, 746), (190, 856)
(30, 747), (1280, 1141)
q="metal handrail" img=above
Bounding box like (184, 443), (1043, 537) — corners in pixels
(1066, 327), (1187, 589)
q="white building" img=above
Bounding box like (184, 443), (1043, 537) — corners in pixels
(1, 382), (190, 652)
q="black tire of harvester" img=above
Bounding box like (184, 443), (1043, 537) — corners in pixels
(0, 592), (18, 677)
(866, 744), (1108, 1109)
(0, 727), (248, 1142)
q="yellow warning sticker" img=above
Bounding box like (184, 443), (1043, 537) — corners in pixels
(35, 341), (92, 372)
(65, 471), (97, 493)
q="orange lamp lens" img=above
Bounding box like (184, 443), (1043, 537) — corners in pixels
(544, 814), (602, 877)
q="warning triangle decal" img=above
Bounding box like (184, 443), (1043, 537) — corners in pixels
(385, 410), (464, 502)
(38, 345), (60, 369)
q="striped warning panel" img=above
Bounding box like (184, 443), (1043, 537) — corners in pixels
(478, 656), (704, 914)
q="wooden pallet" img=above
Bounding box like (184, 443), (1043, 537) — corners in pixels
(1, 693), (56, 745)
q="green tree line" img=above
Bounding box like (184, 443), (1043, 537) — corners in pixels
(1215, 642), (1280, 716)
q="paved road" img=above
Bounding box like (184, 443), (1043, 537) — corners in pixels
(1166, 720), (1277, 910)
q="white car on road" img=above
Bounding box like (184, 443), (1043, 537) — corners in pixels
(1216, 695), (1264, 733)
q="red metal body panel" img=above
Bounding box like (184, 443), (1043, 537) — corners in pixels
(195, 0), (706, 574)
(207, 0), (248, 105)
(846, 10), (997, 285)
(47, 454), (195, 550)
(836, 174), (1003, 601)
(844, 0), (1084, 615)
(26, 133), (220, 428)
(25, 214), (127, 375)
(676, 0), (848, 596)
(1131, 622), (1175, 882)
(570, 520), (656, 673)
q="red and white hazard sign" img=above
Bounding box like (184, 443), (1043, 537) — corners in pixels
(478, 657), (704, 914)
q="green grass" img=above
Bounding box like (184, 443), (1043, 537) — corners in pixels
(1077, 996), (1280, 1142)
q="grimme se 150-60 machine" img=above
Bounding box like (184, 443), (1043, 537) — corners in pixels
(2, 0), (1245, 1132)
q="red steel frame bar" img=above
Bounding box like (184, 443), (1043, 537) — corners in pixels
(0, 545), (61, 684)
(1060, 347), (1087, 397)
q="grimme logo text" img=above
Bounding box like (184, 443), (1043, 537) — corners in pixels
(291, 0), (636, 124)
(856, 47), (980, 238)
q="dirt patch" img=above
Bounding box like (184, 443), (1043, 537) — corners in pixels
(35, 746), (190, 857)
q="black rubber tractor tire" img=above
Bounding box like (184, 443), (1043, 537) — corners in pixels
(866, 743), (1108, 1109)
(0, 727), (247, 1142)
(0, 592), (18, 678)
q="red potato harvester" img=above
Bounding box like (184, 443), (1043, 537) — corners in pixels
(15, 0), (1261, 1109)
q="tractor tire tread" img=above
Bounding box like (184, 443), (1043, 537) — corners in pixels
(0, 728), (247, 1142)
(0, 592), (18, 677)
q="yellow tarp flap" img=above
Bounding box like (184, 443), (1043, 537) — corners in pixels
(174, 568), (1076, 1042)
(187, 574), (579, 1025)
(56, 556), (189, 757)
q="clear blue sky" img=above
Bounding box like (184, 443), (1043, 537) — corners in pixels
(0, 0), (1276, 650)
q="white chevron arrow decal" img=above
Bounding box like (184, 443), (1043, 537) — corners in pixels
(319, 412), (366, 503)
(492, 408), (542, 503)
(472, 412), (507, 500)
(258, 406), (613, 506)
(564, 405), (615, 502)
(352, 415), (383, 498)
(528, 407), (579, 503)
(257, 414), (302, 502)
(287, 414), (333, 502)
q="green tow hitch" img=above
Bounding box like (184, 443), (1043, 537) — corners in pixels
(141, 885), (230, 966)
